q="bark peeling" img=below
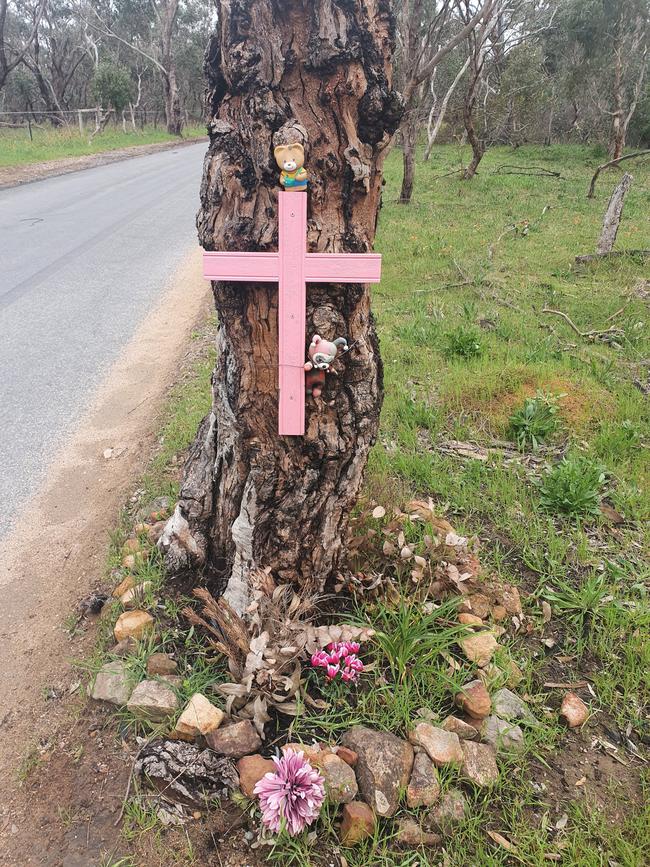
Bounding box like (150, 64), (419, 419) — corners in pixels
(162, 0), (402, 608)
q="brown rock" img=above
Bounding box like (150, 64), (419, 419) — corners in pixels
(320, 753), (359, 804)
(467, 593), (491, 618)
(560, 692), (589, 728)
(458, 613), (483, 627)
(148, 520), (168, 545)
(335, 746), (358, 768)
(114, 609), (154, 643)
(460, 632), (499, 667)
(407, 752), (441, 808)
(409, 723), (463, 767)
(461, 741), (499, 787)
(126, 679), (178, 722)
(91, 660), (132, 705)
(428, 788), (468, 833)
(341, 726), (413, 817)
(174, 694), (225, 741)
(491, 604), (507, 621)
(455, 679), (491, 719)
(123, 538), (142, 554)
(112, 636), (137, 657)
(112, 575), (136, 598)
(206, 720), (262, 758)
(499, 584), (522, 616)
(340, 801), (376, 846)
(236, 755), (276, 798)
(395, 818), (441, 848)
(147, 653), (178, 676)
(120, 581), (153, 610)
(282, 742), (328, 766)
(441, 715), (478, 740)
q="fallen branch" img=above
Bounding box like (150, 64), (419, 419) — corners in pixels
(493, 164), (563, 178)
(541, 307), (624, 344)
(587, 149), (650, 198)
(597, 172), (633, 254)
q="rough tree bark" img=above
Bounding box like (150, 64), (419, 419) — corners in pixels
(597, 172), (633, 254)
(160, 0), (402, 613)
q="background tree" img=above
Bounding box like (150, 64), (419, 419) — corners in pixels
(161, 0), (402, 612)
(0, 0), (45, 91)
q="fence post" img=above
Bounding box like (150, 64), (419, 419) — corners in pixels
(78, 110), (84, 137)
(28, 119), (33, 141)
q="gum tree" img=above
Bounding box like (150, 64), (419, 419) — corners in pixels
(161, 0), (402, 612)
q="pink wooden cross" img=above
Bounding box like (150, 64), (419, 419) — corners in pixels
(203, 191), (381, 436)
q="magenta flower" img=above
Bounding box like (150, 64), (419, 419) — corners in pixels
(253, 749), (325, 836)
(310, 640), (365, 684)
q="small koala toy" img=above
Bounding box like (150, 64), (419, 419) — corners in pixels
(274, 142), (308, 191)
(304, 334), (349, 398)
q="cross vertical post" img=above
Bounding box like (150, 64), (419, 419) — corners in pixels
(278, 192), (307, 436)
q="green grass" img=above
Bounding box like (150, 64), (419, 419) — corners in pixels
(0, 123), (206, 167)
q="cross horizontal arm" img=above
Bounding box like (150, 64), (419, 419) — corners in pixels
(304, 253), (382, 283)
(203, 251), (280, 282)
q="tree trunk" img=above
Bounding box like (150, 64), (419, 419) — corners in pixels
(160, 0), (182, 136)
(399, 112), (418, 203)
(462, 83), (484, 179)
(610, 46), (625, 160)
(597, 172), (633, 255)
(161, 0), (401, 612)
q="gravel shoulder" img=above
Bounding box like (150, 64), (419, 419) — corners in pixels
(0, 136), (205, 190)
(0, 249), (211, 863)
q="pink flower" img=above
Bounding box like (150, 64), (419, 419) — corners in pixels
(254, 749), (325, 836)
(311, 640), (365, 684)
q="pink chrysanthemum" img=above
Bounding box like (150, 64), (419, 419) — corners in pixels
(253, 749), (325, 836)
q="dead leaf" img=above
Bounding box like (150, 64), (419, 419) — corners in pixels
(600, 503), (624, 524)
(487, 831), (515, 851)
(372, 506), (386, 519)
(555, 813), (568, 830)
(541, 601), (552, 622)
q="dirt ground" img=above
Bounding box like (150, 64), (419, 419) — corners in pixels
(0, 249), (211, 866)
(0, 137), (204, 190)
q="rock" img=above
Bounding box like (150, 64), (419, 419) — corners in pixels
(428, 788), (468, 833)
(460, 632), (499, 667)
(123, 538), (142, 555)
(441, 715), (479, 740)
(112, 636), (137, 657)
(127, 679), (178, 722)
(466, 593), (491, 618)
(114, 610), (154, 643)
(492, 688), (535, 723)
(339, 801), (376, 845)
(458, 612), (483, 627)
(560, 692), (588, 728)
(335, 746), (358, 768)
(174, 694), (225, 741)
(147, 653), (178, 676)
(91, 660), (132, 705)
(409, 723), (463, 767)
(395, 818), (441, 848)
(320, 753), (359, 804)
(148, 520), (168, 545)
(499, 584), (522, 616)
(281, 742), (328, 766)
(455, 680), (491, 719)
(236, 755), (276, 798)
(112, 575), (136, 598)
(491, 604), (507, 621)
(341, 726), (413, 817)
(206, 720), (262, 758)
(120, 581), (153, 610)
(407, 752), (441, 808)
(461, 741), (499, 787)
(483, 716), (524, 753)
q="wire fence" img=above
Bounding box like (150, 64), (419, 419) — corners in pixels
(0, 108), (204, 137)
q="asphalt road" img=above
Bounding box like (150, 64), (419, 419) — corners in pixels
(0, 142), (206, 539)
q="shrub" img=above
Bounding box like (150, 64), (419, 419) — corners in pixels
(443, 324), (482, 359)
(508, 391), (562, 450)
(539, 454), (606, 517)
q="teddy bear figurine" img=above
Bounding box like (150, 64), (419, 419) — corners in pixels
(304, 334), (349, 397)
(274, 142), (308, 191)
